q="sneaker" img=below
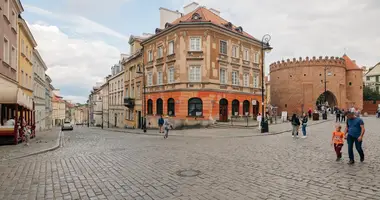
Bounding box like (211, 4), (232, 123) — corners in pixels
(302, 136), (307, 139)
(296, 135), (299, 138)
(348, 160), (355, 165)
(292, 135), (294, 138)
(336, 158), (340, 161)
(360, 157), (364, 162)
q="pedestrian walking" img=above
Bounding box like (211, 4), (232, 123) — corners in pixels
(257, 113), (262, 130)
(345, 111), (365, 165)
(377, 107), (380, 118)
(301, 113), (308, 138)
(291, 114), (300, 138)
(163, 117), (173, 139)
(341, 109), (346, 122)
(331, 124), (345, 161)
(308, 108), (312, 119)
(158, 115), (164, 133)
(335, 109), (341, 123)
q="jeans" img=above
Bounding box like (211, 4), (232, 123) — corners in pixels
(302, 124), (307, 136)
(164, 128), (169, 138)
(341, 116), (346, 122)
(347, 134), (364, 161)
(336, 115), (340, 122)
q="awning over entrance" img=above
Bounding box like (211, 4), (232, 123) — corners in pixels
(0, 88), (33, 110)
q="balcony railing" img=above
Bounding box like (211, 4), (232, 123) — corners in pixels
(124, 97), (135, 108)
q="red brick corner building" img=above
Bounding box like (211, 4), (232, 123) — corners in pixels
(141, 6), (270, 127)
(269, 55), (363, 114)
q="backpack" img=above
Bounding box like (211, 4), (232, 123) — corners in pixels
(158, 118), (164, 125)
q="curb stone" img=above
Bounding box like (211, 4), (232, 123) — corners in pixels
(92, 119), (333, 138)
(5, 130), (62, 161)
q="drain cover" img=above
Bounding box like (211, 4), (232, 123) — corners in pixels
(176, 169), (201, 177)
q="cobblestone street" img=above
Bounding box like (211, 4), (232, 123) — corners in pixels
(0, 117), (380, 200)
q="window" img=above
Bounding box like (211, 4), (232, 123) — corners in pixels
(131, 87), (134, 98)
(232, 100), (240, 116)
(21, 70), (24, 84)
(253, 73), (259, 88)
(147, 99), (153, 115)
(156, 99), (163, 115)
(168, 67), (175, 83)
(11, 46), (16, 67)
(3, 37), (9, 64)
(254, 52), (260, 64)
(130, 43), (134, 54)
(4, 0), (10, 19)
(232, 45), (239, 58)
(11, 10), (16, 28)
(189, 65), (201, 82)
(168, 41), (174, 55)
(376, 76), (379, 82)
(377, 86), (379, 93)
(189, 37), (201, 51)
(220, 40), (227, 54)
(366, 76), (370, 81)
(26, 73), (28, 86)
(136, 85), (140, 98)
(188, 98), (203, 116)
(157, 71), (163, 85)
(167, 98), (175, 116)
(26, 46), (29, 58)
(243, 100), (250, 116)
(29, 76), (31, 88)
(243, 48), (249, 61)
(220, 68), (227, 84)
(147, 73), (153, 86)
(157, 46), (163, 58)
(243, 73), (249, 87)
(232, 71), (239, 85)
(148, 50), (153, 62)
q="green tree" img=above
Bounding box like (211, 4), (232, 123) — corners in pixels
(363, 86), (380, 100)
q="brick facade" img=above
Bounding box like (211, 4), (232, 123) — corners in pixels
(270, 56), (363, 115)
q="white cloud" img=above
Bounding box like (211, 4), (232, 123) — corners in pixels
(179, 0), (380, 69)
(29, 24), (120, 103)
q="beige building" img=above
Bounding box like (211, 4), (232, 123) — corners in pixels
(123, 35), (150, 129)
(109, 59), (125, 128)
(89, 82), (107, 127)
(74, 104), (88, 124)
(45, 75), (53, 129)
(52, 89), (66, 126)
(33, 50), (47, 131)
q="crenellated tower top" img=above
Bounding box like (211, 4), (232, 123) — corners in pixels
(269, 56), (346, 72)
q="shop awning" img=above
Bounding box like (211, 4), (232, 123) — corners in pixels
(0, 88), (33, 110)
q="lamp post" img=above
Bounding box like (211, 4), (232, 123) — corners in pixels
(136, 48), (147, 133)
(261, 34), (272, 133)
(323, 66), (332, 119)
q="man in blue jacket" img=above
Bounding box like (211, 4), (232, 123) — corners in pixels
(345, 111), (365, 165)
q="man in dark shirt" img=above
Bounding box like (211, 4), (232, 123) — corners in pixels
(345, 111), (365, 165)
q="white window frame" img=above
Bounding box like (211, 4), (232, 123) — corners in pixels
(131, 87), (134, 98)
(243, 48), (250, 61)
(147, 72), (153, 86)
(148, 50), (153, 62)
(126, 88), (129, 98)
(4, 0), (10, 20)
(136, 85), (140, 98)
(254, 52), (260, 64)
(189, 65), (201, 82)
(220, 68), (227, 84)
(11, 45), (16, 68)
(11, 9), (17, 29)
(220, 40), (227, 55)
(232, 71), (239, 85)
(189, 37), (201, 51)
(168, 67), (175, 83)
(3, 36), (10, 64)
(232, 45), (239, 58)
(157, 71), (163, 85)
(243, 73), (249, 87)
(168, 41), (174, 55)
(157, 46), (163, 58)
(253, 73), (259, 88)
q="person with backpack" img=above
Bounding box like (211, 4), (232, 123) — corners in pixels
(291, 113), (300, 138)
(158, 115), (164, 133)
(163, 117), (173, 139)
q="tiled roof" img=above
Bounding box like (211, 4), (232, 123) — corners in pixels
(343, 54), (361, 70)
(52, 94), (64, 102)
(171, 7), (255, 39)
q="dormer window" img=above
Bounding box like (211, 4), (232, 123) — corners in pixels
(155, 28), (162, 34)
(165, 23), (173, 29)
(192, 13), (201, 20)
(224, 22), (233, 29)
(235, 26), (243, 33)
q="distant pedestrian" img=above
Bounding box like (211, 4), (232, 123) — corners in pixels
(335, 109), (341, 123)
(308, 108), (312, 119)
(377, 108), (380, 118)
(158, 115), (164, 133)
(257, 113), (262, 130)
(163, 117), (173, 139)
(301, 113), (308, 138)
(331, 124), (345, 161)
(345, 111), (365, 165)
(341, 109), (346, 122)
(291, 114), (300, 138)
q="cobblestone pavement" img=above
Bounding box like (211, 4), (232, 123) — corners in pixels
(0, 129), (59, 161)
(0, 117), (379, 200)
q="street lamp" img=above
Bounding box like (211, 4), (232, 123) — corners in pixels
(323, 66), (332, 119)
(136, 51), (147, 133)
(261, 34), (272, 133)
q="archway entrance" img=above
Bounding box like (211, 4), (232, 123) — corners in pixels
(316, 91), (337, 110)
(219, 99), (228, 122)
(252, 100), (260, 118)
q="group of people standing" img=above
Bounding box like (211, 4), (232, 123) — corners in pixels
(290, 113), (308, 138)
(335, 108), (347, 123)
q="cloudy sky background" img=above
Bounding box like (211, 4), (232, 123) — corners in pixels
(22, 0), (380, 103)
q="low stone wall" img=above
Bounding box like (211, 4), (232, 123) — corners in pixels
(146, 116), (214, 129)
(363, 100), (379, 115)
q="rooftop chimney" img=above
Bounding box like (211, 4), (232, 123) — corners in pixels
(209, 8), (220, 16)
(183, 2), (199, 15)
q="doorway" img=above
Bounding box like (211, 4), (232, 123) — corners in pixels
(219, 99), (228, 122)
(137, 111), (142, 129)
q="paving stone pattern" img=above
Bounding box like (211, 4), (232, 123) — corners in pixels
(0, 118), (380, 199)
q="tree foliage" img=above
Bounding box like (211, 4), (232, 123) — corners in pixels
(363, 86), (380, 100)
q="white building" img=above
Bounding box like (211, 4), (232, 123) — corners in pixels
(32, 50), (47, 131)
(109, 60), (125, 128)
(364, 62), (380, 93)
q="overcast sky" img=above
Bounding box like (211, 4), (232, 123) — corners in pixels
(22, 0), (380, 103)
